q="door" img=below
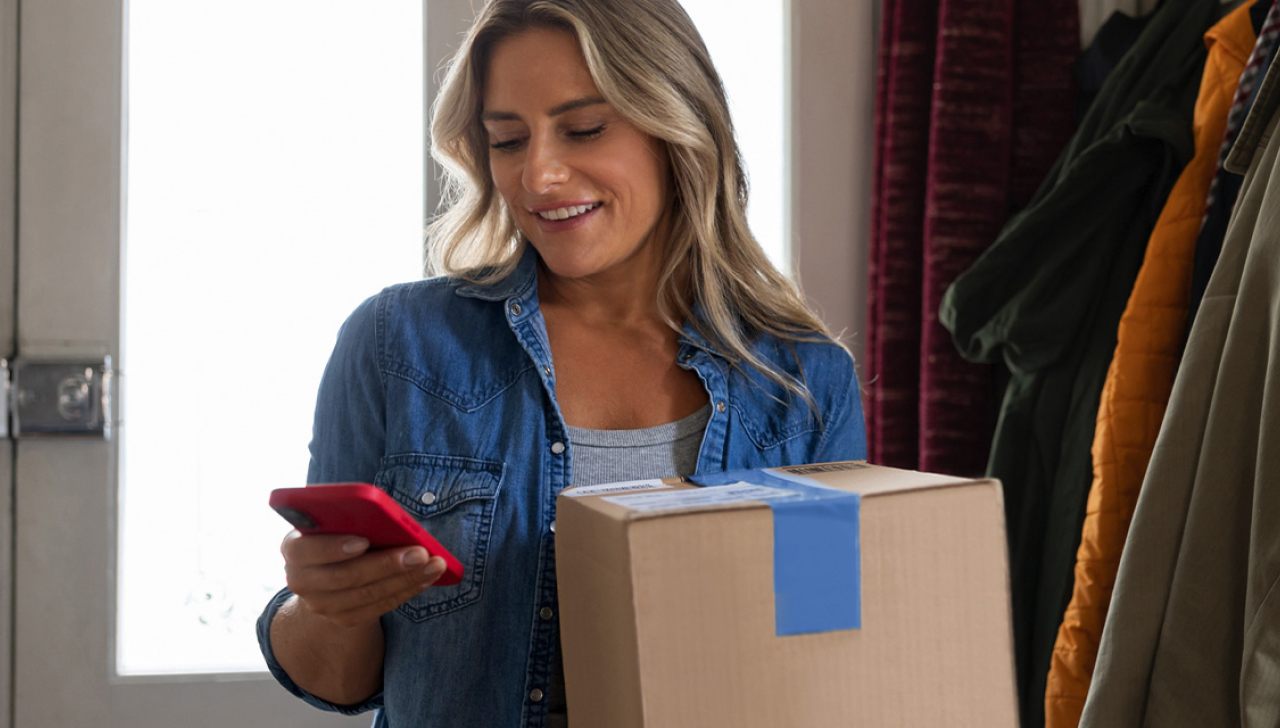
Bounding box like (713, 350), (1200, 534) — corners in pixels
(1, 0), (15, 723)
(7, 1), (471, 726)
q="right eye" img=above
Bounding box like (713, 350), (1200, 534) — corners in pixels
(489, 138), (524, 152)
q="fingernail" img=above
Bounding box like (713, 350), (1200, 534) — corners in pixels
(342, 538), (370, 554)
(402, 548), (429, 566)
(422, 555), (448, 578)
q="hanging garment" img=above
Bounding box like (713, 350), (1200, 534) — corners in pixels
(1044, 5), (1258, 728)
(938, 1), (1219, 726)
(1187, 0), (1280, 330)
(918, 1), (1079, 476)
(868, 0), (938, 469)
(1081, 0), (1160, 48)
(1078, 48), (1280, 728)
(1076, 10), (1154, 121)
(916, 0), (1015, 479)
(867, 0), (1077, 476)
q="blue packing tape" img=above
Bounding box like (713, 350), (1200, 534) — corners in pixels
(689, 469), (861, 635)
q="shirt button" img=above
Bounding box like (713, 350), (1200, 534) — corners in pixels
(550, 441), (566, 455)
(550, 520), (557, 533)
(530, 688), (544, 703)
(716, 401), (727, 413)
(419, 491), (437, 505)
(509, 302), (522, 317)
(540, 606), (554, 620)
(543, 365), (552, 376)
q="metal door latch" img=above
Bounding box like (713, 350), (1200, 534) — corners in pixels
(2, 356), (113, 439)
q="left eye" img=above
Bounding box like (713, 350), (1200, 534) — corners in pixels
(568, 125), (605, 139)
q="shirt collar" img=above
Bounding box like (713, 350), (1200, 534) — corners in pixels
(453, 245), (539, 302)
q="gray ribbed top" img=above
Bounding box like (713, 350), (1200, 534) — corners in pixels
(565, 404), (711, 487)
(547, 403), (711, 726)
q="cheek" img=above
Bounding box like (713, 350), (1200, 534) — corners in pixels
(629, 142), (669, 210)
(597, 148), (666, 216)
(623, 159), (667, 222)
(488, 158), (515, 197)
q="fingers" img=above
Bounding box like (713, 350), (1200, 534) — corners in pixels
(281, 531), (403, 591)
(281, 530), (371, 568)
(295, 545), (432, 593)
(278, 527), (453, 627)
(322, 558), (451, 626)
(300, 556), (451, 628)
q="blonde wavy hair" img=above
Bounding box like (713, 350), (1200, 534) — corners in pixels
(428, 0), (840, 398)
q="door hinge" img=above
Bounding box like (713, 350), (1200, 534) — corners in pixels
(2, 355), (113, 440)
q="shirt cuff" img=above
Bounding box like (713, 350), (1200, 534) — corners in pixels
(257, 586), (384, 716)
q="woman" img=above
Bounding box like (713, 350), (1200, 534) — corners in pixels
(257, 0), (866, 725)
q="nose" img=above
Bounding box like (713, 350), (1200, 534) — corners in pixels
(522, 136), (569, 194)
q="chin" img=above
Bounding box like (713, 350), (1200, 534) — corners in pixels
(537, 254), (608, 281)
(530, 242), (612, 280)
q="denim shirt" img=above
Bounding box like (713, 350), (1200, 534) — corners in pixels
(256, 249), (867, 727)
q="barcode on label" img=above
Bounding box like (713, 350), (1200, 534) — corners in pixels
(779, 461), (869, 476)
(602, 483), (797, 513)
(563, 480), (672, 498)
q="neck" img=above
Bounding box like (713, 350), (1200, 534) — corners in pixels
(537, 255), (661, 327)
(536, 227), (677, 328)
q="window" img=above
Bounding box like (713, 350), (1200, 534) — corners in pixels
(680, 0), (789, 272)
(117, 0), (789, 676)
(118, 0), (424, 674)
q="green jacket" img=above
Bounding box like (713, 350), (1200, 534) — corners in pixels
(938, 1), (1222, 725)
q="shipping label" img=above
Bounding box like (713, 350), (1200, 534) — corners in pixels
(602, 482), (799, 513)
(562, 479), (673, 498)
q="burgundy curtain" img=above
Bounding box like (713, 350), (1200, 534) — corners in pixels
(868, 0), (1079, 475)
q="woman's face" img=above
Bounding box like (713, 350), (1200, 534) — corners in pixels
(481, 27), (671, 282)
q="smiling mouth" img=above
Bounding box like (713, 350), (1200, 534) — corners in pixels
(533, 201), (603, 221)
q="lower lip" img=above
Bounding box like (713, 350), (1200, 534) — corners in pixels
(532, 204), (601, 233)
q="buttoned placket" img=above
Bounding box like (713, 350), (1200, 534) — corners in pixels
(478, 259), (735, 725)
(677, 331), (729, 476)
(503, 285), (571, 727)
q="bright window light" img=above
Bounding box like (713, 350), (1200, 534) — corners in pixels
(118, 0), (786, 676)
(119, 0), (424, 674)
(680, 0), (789, 273)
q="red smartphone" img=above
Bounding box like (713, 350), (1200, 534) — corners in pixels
(269, 483), (464, 586)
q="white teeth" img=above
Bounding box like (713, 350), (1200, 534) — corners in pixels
(536, 202), (598, 221)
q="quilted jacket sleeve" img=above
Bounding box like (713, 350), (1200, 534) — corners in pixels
(1044, 7), (1258, 727)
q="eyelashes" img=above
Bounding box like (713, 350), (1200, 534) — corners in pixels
(568, 124), (606, 140)
(489, 125), (606, 152)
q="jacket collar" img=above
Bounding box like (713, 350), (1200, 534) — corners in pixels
(453, 245), (539, 302)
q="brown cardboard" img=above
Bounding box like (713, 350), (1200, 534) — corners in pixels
(555, 462), (1017, 727)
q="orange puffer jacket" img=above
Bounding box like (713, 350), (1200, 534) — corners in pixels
(1043, 4), (1258, 727)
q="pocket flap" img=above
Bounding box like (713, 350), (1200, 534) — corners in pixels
(375, 453), (504, 519)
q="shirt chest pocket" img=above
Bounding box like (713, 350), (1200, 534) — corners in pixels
(374, 453), (504, 622)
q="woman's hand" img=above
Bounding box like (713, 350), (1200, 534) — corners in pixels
(281, 531), (450, 627)
(269, 531), (442, 704)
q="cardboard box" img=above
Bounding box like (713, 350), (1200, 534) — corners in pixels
(555, 461), (1017, 727)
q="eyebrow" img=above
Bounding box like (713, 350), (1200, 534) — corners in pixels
(480, 96), (607, 123)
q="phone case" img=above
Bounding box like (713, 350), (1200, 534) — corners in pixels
(269, 483), (464, 586)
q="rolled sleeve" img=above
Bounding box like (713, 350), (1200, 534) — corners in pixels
(256, 588), (384, 715)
